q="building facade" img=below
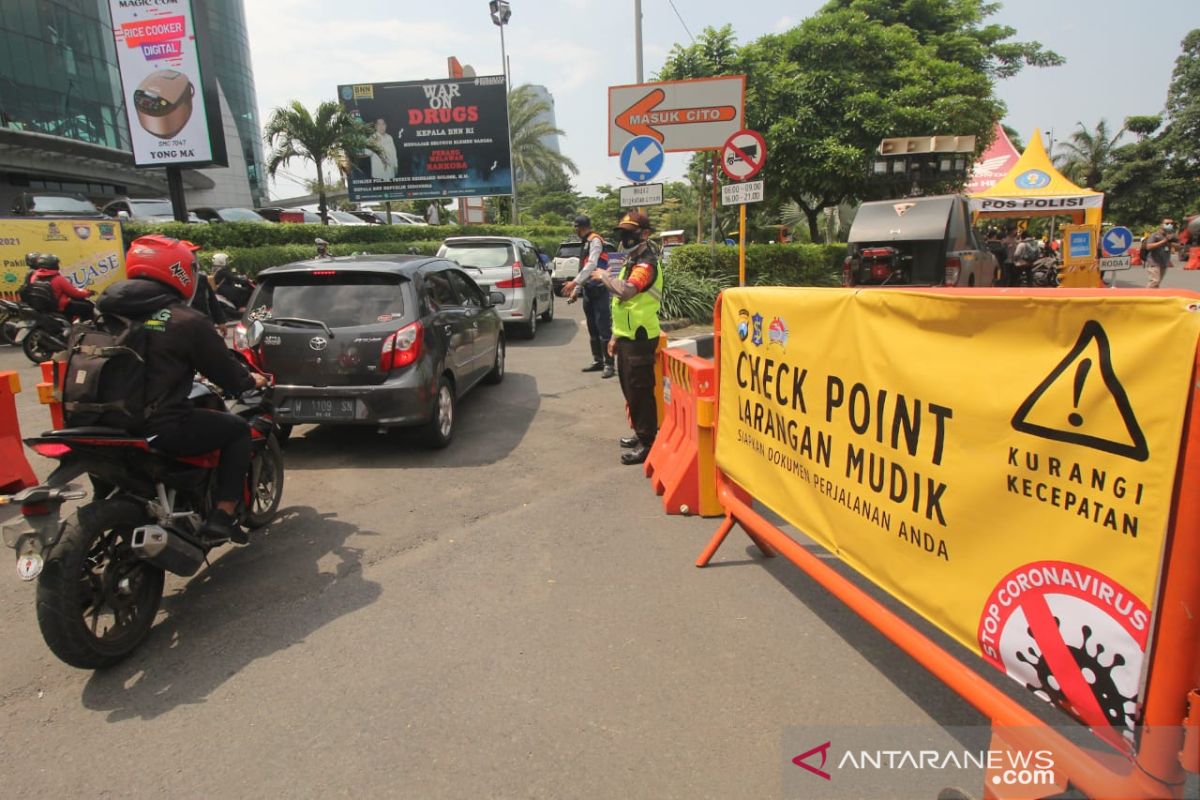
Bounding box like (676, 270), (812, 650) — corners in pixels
(0, 0), (264, 211)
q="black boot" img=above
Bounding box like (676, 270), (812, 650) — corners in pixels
(619, 436), (640, 448)
(581, 339), (604, 372)
(200, 508), (248, 545)
(621, 445), (650, 465)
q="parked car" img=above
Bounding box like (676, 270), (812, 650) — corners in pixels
(843, 194), (996, 287)
(10, 191), (103, 218)
(550, 239), (626, 294)
(437, 236), (555, 338)
(325, 210), (372, 226)
(193, 206), (272, 224)
(352, 209), (428, 225)
(256, 207), (322, 224)
(237, 255), (505, 447)
(102, 197), (206, 224)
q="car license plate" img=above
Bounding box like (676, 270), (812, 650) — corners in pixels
(292, 397), (356, 420)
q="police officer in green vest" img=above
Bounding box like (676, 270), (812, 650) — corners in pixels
(591, 211), (663, 465)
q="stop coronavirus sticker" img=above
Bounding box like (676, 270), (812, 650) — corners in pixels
(977, 561), (1148, 736)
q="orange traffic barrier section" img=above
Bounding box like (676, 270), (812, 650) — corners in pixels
(643, 347), (721, 516)
(696, 288), (1200, 799)
(0, 371), (37, 493)
(37, 360), (64, 431)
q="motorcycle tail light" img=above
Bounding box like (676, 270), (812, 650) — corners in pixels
(21, 502), (49, 517)
(30, 442), (71, 458)
(379, 321), (423, 372)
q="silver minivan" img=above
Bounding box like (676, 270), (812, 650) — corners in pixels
(437, 236), (555, 338)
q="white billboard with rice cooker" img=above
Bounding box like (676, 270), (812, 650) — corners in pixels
(107, 0), (226, 167)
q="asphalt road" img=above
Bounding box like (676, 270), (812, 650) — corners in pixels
(1, 274), (1197, 798)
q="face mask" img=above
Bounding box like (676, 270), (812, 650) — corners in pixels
(619, 231), (641, 250)
(1164, 224), (1176, 233)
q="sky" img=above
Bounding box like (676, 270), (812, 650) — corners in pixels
(244, 0), (1192, 204)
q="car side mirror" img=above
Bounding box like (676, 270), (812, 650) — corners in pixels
(487, 291), (505, 306)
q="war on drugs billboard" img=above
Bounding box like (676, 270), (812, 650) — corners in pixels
(107, 0), (226, 167)
(338, 77), (513, 202)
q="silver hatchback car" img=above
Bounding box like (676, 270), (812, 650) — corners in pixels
(437, 236), (554, 338)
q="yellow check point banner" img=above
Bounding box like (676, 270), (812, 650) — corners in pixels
(0, 219), (126, 300)
(716, 287), (1200, 731)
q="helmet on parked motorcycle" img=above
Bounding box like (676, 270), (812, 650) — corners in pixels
(35, 254), (60, 270)
(125, 234), (201, 299)
(24, 252), (41, 268)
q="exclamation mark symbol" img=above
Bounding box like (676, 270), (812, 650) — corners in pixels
(1069, 358), (1092, 427)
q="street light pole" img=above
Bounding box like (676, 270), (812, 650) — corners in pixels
(634, 0), (643, 83)
(489, 1), (518, 224)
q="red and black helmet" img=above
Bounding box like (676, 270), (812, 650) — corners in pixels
(125, 234), (200, 299)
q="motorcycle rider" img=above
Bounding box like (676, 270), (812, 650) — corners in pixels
(26, 253), (96, 320)
(95, 235), (268, 544)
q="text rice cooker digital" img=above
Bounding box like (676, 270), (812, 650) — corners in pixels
(133, 69), (195, 139)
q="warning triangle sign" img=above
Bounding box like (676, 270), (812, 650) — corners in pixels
(1012, 320), (1149, 461)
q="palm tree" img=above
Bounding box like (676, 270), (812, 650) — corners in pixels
(1054, 120), (1123, 189)
(263, 100), (381, 224)
(507, 84), (577, 221)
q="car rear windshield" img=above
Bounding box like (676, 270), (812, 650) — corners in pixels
(440, 243), (514, 269)
(555, 243), (582, 258)
(130, 200), (174, 217)
(219, 207), (266, 222)
(250, 272), (406, 328)
(28, 195), (97, 214)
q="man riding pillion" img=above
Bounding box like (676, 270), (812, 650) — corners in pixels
(562, 214), (615, 378)
(26, 253), (96, 320)
(591, 211), (663, 465)
(95, 235), (268, 544)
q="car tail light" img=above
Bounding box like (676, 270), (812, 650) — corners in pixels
(944, 256), (962, 286)
(495, 261), (525, 289)
(312, 270), (338, 276)
(30, 442), (71, 458)
(379, 321), (423, 372)
(233, 322), (248, 350)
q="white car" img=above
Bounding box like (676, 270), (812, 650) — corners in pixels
(550, 239), (625, 294)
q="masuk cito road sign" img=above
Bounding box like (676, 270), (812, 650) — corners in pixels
(608, 76), (745, 155)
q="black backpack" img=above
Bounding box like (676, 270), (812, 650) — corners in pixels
(19, 275), (58, 313)
(61, 313), (154, 430)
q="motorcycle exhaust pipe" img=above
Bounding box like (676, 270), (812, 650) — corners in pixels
(130, 524), (204, 577)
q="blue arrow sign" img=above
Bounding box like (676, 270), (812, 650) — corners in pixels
(619, 135), (664, 184)
(1102, 226), (1133, 257)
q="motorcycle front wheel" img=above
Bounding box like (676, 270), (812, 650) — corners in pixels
(36, 499), (164, 669)
(22, 329), (59, 363)
(243, 434), (284, 529)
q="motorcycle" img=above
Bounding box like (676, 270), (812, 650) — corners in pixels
(14, 303), (72, 363)
(0, 298), (26, 346)
(0, 324), (284, 669)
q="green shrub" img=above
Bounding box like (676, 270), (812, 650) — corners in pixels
(659, 268), (729, 322)
(197, 241), (445, 277)
(666, 243), (845, 287)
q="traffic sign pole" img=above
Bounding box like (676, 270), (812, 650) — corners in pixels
(738, 204), (747, 287)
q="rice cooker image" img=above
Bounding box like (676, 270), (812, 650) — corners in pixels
(133, 69), (195, 139)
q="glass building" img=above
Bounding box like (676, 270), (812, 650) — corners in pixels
(0, 0), (264, 207)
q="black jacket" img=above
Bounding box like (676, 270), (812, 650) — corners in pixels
(96, 279), (255, 432)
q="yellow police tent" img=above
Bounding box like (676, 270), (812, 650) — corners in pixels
(969, 128), (1104, 287)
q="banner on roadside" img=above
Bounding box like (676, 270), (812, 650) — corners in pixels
(338, 77), (512, 202)
(0, 219), (126, 300)
(715, 287), (1200, 733)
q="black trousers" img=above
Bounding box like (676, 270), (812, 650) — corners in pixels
(150, 409), (251, 504)
(581, 284), (614, 365)
(616, 335), (658, 447)
(64, 298), (94, 320)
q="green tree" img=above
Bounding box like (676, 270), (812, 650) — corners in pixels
(1162, 29), (1200, 188)
(1002, 123), (1025, 153)
(580, 185), (621, 232)
(264, 100), (381, 225)
(508, 84), (578, 223)
(1053, 119), (1122, 189)
(659, 3), (1059, 240)
(519, 165), (580, 224)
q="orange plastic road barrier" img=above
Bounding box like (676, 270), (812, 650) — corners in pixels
(36, 360), (64, 430)
(697, 290), (1200, 800)
(0, 371), (37, 493)
(643, 347), (721, 516)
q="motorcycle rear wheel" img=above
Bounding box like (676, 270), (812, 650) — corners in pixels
(243, 434), (284, 529)
(36, 499), (164, 670)
(22, 329), (58, 363)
